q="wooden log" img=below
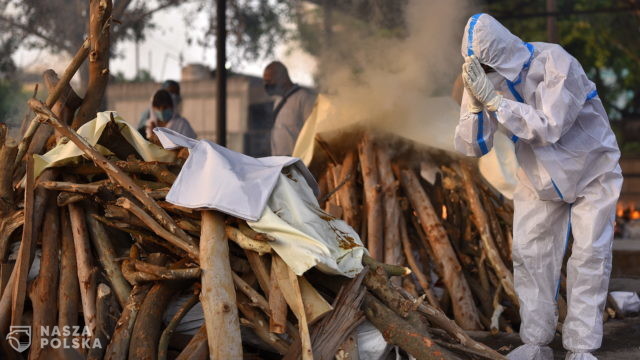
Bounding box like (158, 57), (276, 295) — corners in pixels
(127, 260), (201, 282)
(244, 250), (270, 297)
(200, 210), (243, 359)
(364, 294), (460, 360)
(68, 202), (98, 335)
(175, 325), (208, 360)
(336, 150), (361, 232)
(57, 192), (88, 207)
(285, 270), (367, 360)
(376, 146), (403, 266)
(0, 170), (54, 358)
(88, 284), (117, 360)
(158, 287), (201, 360)
(481, 191), (511, 265)
(399, 217), (441, 310)
(237, 294), (290, 356)
(28, 198), (60, 360)
(86, 207), (131, 307)
(358, 135), (384, 261)
(73, 0), (112, 129)
(105, 254), (168, 360)
(29, 98), (194, 249)
(13, 39), (90, 169)
(272, 254), (312, 360)
(269, 255), (288, 334)
(457, 163), (518, 307)
(10, 156), (36, 328)
(58, 207), (80, 336)
(398, 168), (481, 330)
(225, 226), (271, 255)
(0, 140), (17, 216)
(394, 286), (507, 360)
(114, 160), (177, 184)
(238, 222), (275, 242)
(128, 277), (187, 360)
(116, 197), (198, 260)
(0, 210), (23, 263)
(361, 254), (410, 277)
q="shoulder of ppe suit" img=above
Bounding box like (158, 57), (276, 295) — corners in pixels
(530, 45), (594, 99)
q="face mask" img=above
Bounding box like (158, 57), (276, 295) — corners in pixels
(264, 83), (283, 96)
(154, 108), (174, 122)
(161, 108), (174, 122)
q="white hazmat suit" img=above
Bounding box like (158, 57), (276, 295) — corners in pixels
(454, 14), (622, 360)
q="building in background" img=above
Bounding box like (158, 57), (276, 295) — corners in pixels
(106, 63), (274, 157)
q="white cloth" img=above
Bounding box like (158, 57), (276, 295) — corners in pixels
(153, 127), (317, 221)
(34, 111), (176, 178)
(155, 127), (364, 277)
(507, 344), (553, 360)
(247, 165), (365, 277)
(565, 353), (598, 360)
(271, 86), (317, 156)
(609, 291), (640, 314)
(456, 13), (623, 354)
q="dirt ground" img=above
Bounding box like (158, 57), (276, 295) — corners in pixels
(471, 316), (640, 359)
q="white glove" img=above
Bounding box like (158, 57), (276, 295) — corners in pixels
(466, 89), (484, 113)
(462, 55), (502, 112)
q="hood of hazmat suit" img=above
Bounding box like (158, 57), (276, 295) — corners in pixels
(456, 13), (622, 357)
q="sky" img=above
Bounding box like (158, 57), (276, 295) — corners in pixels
(12, 2), (316, 87)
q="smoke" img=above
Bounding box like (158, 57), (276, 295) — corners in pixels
(312, 0), (474, 142)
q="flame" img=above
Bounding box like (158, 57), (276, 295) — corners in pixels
(442, 205), (448, 220)
(617, 202), (640, 220)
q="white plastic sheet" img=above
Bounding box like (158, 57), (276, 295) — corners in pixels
(34, 111), (175, 178)
(609, 291), (640, 314)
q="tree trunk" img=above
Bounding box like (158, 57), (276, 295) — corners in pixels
(73, 0), (112, 129)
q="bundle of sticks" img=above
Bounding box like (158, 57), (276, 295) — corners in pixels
(1, 103), (512, 360)
(314, 133), (521, 335)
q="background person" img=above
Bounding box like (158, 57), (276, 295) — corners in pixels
(146, 89), (196, 142)
(263, 61), (317, 156)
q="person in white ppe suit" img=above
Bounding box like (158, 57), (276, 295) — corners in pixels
(455, 13), (622, 360)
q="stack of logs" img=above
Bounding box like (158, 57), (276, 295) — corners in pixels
(316, 134), (523, 335)
(0, 102), (510, 359)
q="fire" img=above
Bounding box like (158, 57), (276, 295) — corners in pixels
(617, 202), (640, 220)
(442, 205), (448, 220)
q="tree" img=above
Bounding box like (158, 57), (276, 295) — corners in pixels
(485, 0), (640, 153)
(0, 0), (293, 78)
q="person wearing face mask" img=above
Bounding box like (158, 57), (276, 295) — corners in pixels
(138, 80), (183, 135)
(146, 89), (196, 141)
(263, 61), (317, 156)
(456, 13), (622, 360)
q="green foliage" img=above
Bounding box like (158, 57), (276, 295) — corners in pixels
(485, 0), (640, 120)
(0, 80), (29, 128)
